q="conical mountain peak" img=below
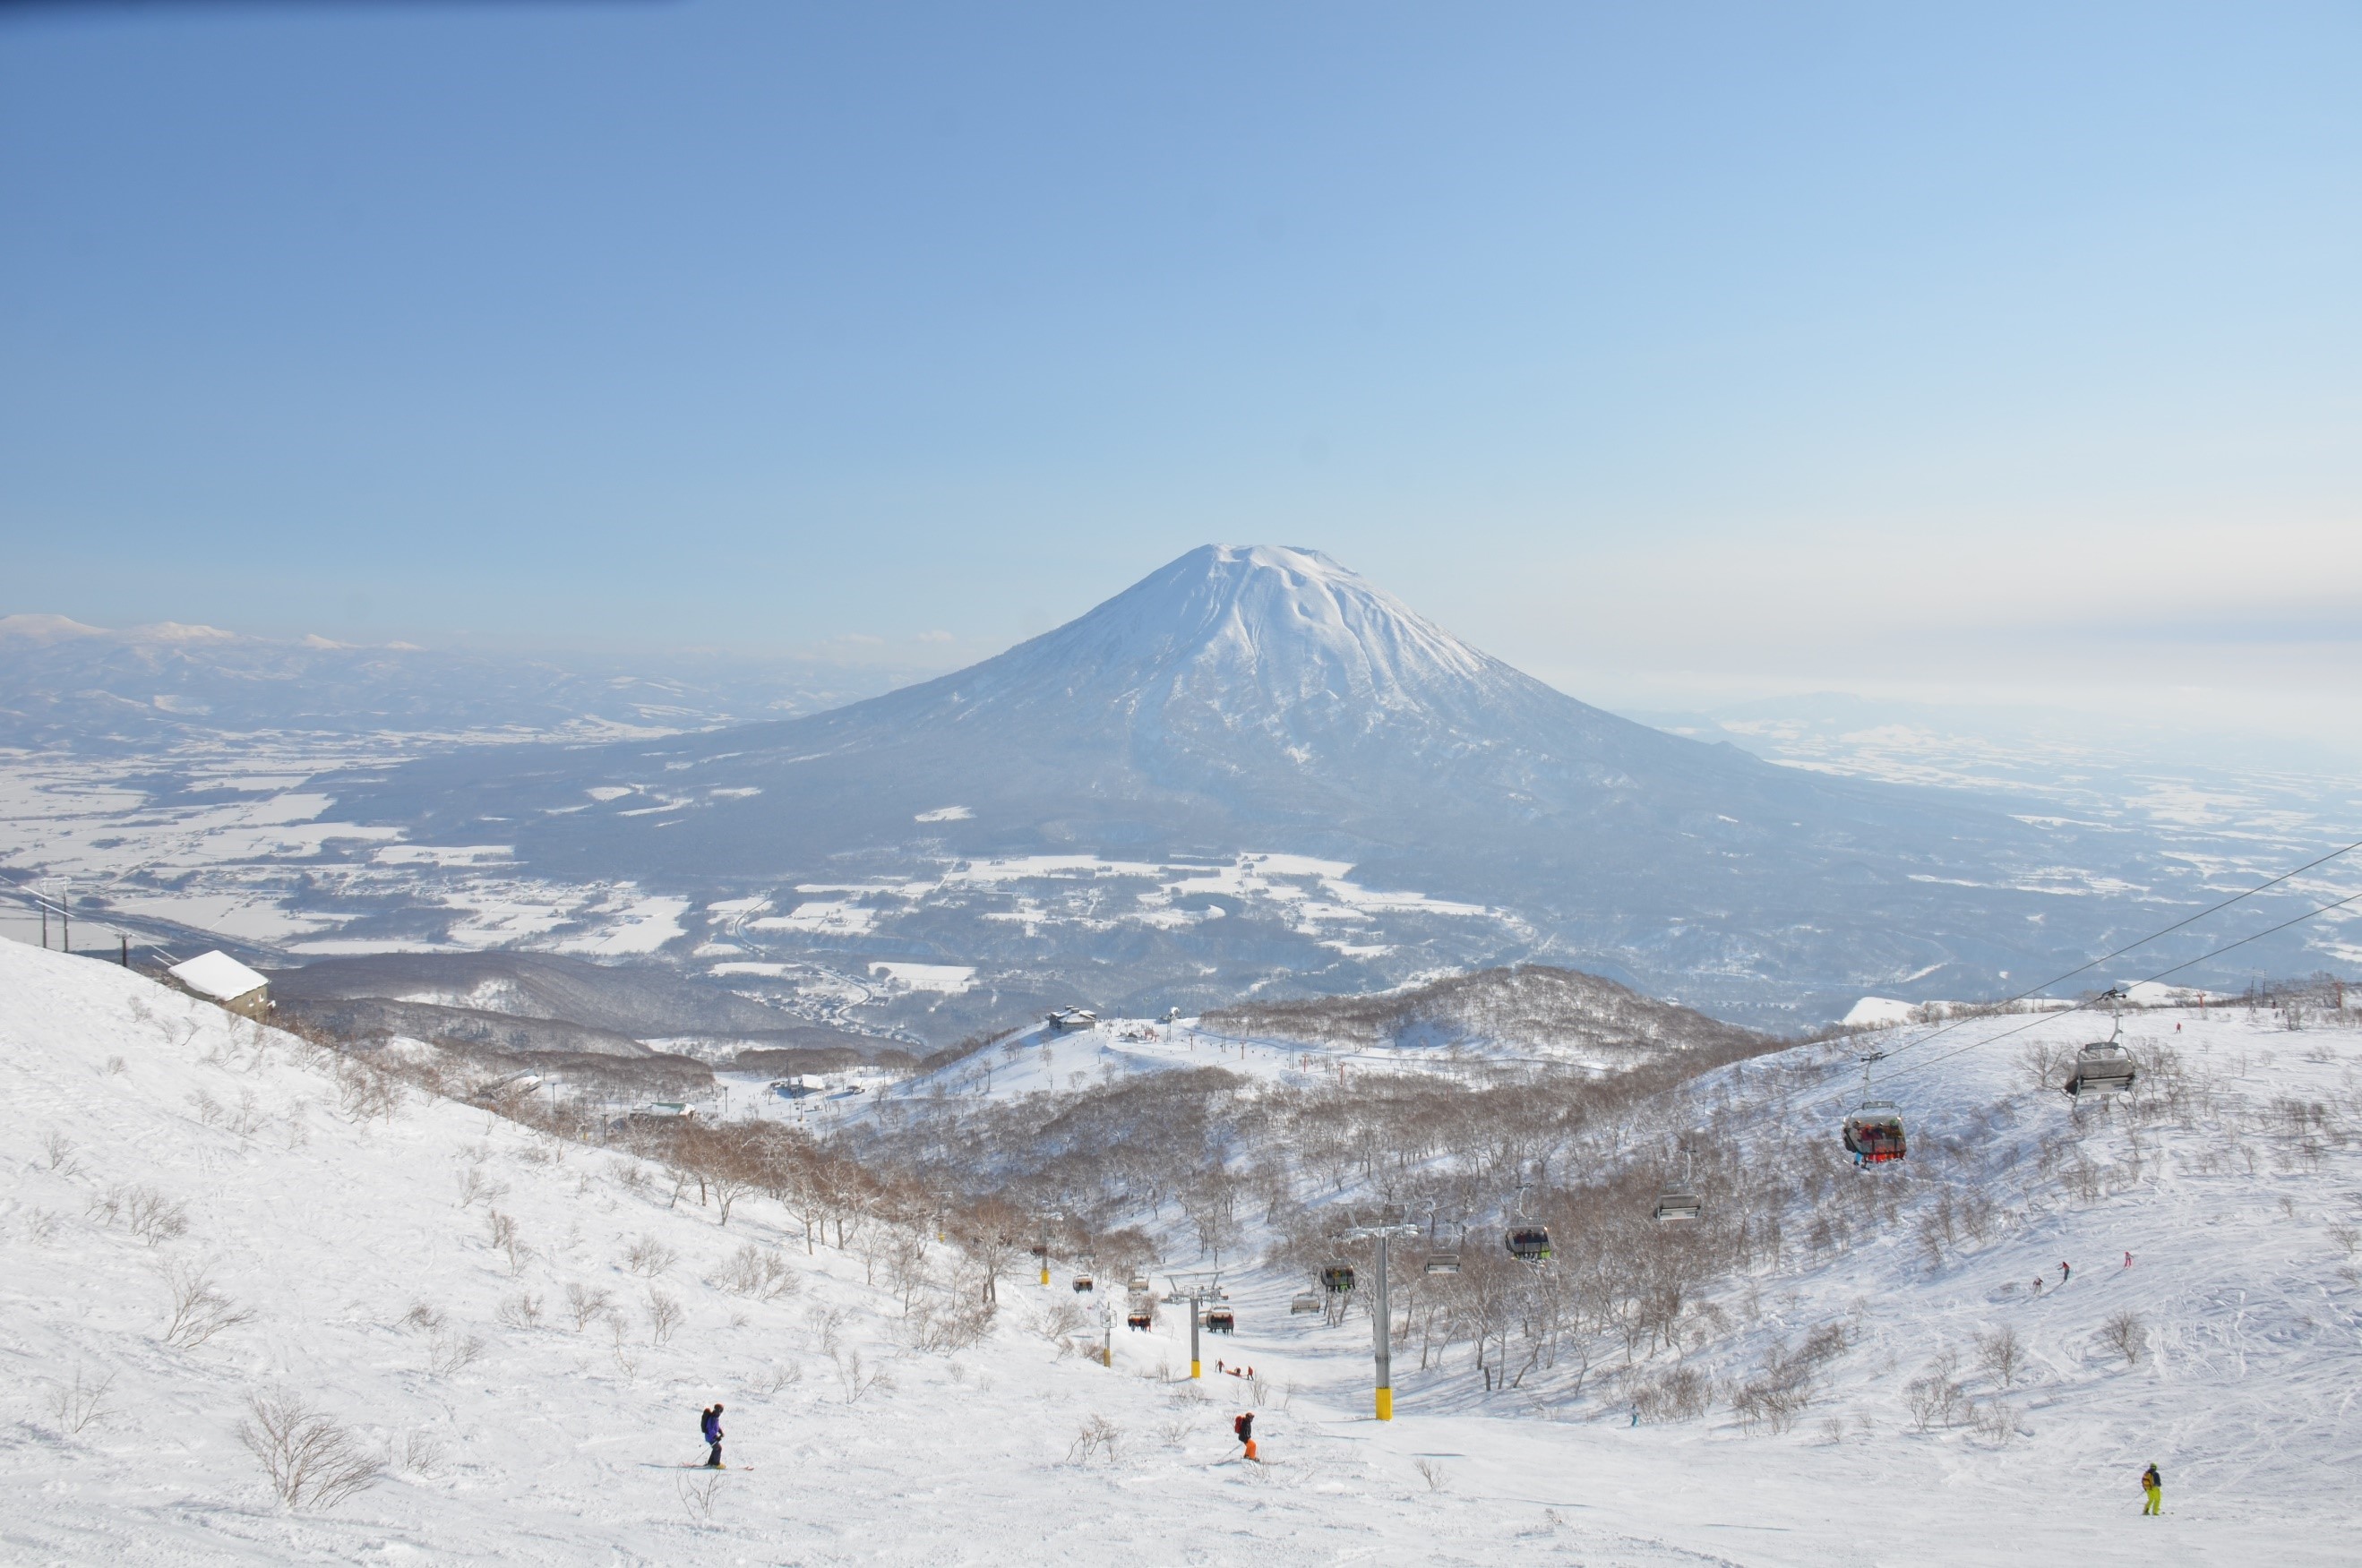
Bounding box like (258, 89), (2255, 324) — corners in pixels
(928, 544), (1519, 731)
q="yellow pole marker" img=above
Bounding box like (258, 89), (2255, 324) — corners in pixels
(1376, 1386), (1393, 1422)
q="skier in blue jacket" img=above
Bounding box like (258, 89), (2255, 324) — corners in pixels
(700, 1404), (725, 1469)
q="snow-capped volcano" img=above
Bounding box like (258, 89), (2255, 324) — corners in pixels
(325, 545), (2153, 1024)
(938, 544), (1503, 728)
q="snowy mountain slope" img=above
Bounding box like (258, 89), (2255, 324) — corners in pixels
(841, 988), (2362, 1561)
(317, 545), (2258, 1028)
(3, 939), (2356, 1564)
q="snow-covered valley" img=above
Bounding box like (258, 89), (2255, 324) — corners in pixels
(4, 937), (2358, 1564)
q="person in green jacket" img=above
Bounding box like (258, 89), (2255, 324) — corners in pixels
(2140, 1463), (2161, 1516)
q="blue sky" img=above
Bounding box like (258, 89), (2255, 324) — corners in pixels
(3, 3), (2356, 723)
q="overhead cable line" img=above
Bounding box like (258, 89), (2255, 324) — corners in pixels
(1876, 887), (2362, 1092)
(1871, 834), (2362, 1067)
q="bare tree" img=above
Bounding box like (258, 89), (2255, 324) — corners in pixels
(45, 1366), (116, 1435)
(238, 1392), (385, 1510)
(161, 1261), (254, 1349)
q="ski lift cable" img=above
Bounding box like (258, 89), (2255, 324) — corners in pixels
(1874, 887), (2362, 1092)
(1871, 834), (2362, 1069)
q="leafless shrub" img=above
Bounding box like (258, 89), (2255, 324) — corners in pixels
(903, 1294), (995, 1353)
(1903, 1350), (1969, 1430)
(709, 1243), (800, 1301)
(1975, 1325), (2026, 1387)
(2099, 1310), (2146, 1367)
(1818, 1414), (1847, 1444)
(1970, 1397), (2020, 1444)
(748, 1361), (803, 1396)
(806, 1304), (850, 1358)
(677, 1469), (724, 1524)
(1067, 1412), (1121, 1464)
(2328, 1223), (2359, 1259)
(25, 1207), (64, 1246)
(45, 1366), (116, 1435)
(832, 1347), (893, 1404)
(189, 1090), (225, 1127)
(1413, 1456), (1449, 1492)
(40, 1131), (79, 1173)
(456, 1166), (503, 1210)
(1154, 1415), (1197, 1446)
(610, 1160), (650, 1195)
(1031, 1297), (1089, 1347)
(623, 1235), (677, 1277)
(485, 1210), (530, 1273)
(226, 1089), (265, 1137)
(331, 1057), (405, 1123)
(496, 1291), (545, 1330)
(428, 1327), (488, 1376)
(238, 1391), (384, 1510)
(398, 1431), (447, 1477)
(124, 1187), (189, 1246)
(105, 1054), (127, 1075)
(564, 1282), (614, 1332)
(402, 1300), (446, 1332)
(1630, 1366), (1712, 1424)
(646, 1289), (685, 1347)
(161, 1261), (253, 1349)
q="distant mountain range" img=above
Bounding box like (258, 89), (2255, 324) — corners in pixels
(308, 545), (2182, 1029)
(0, 613), (907, 747)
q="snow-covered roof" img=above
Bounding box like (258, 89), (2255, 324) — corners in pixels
(167, 950), (270, 1003)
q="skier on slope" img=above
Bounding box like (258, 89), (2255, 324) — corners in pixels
(2140, 1462), (2162, 1516)
(700, 1403), (726, 1469)
(2059, 1260), (2072, 1284)
(1233, 1410), (1258, 1462)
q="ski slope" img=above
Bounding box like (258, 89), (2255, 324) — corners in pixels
(3, 938), (2357, 1564)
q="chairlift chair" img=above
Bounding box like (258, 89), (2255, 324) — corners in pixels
(1842, 1101), (1908, 1165)
(1071, 1274), (1095, 1293)
(1291, 1291), (1322, 1315)
(1321, 1264), (1356, 1294)
(1204, 1307), (1235, 1334)
(1506, 1226), (1553, 1262)
(1423, 1246), (1461, 1275)
(2065, 1041), (2136, 1096)
(2064, 1013), (2138, 1096)
(1652, 1185), (1704, 1223)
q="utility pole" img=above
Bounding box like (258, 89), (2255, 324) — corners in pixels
(1190, 1287), (1203, 1379)
(59, 881), (68, 955)
(1341, 1214), (1421, 1421)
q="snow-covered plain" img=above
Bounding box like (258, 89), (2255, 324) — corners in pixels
(4, 938), (2358, 1564)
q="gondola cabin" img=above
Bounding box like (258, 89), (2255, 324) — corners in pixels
(1204, 1307), (1235, 1334)
(1843, 1101), (1907, 1164)
(2064, 1041), (2136, 1097)
(1321, 1264), (1355, 1294)
(1507, 1227), (1553, 1262)
(1652, 1187), (1703, 1223)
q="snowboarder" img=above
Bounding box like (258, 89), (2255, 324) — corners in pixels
(2140, 1462), (2161, 1516)
(2059, 1260), (2072, 1284)
(2125, 1251), (2134, 1269)
(700, 1403), (725, 1469)
(1233, 1410), (1258, 1462)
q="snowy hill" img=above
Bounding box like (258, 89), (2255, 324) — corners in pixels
(316, 544), (2237, 1030)
(3, 939), (2358, 1564)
